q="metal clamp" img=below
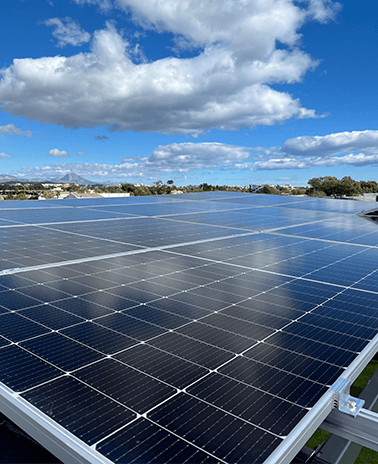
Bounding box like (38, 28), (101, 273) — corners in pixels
(329, 377), (365, 417)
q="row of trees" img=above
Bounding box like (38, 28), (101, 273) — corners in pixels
(307, 177), (378, 197)
(2, 177), (377, 200)
(261, 185), (305, 195)
(0, 180), (249, 200)
(119, 181), (248, 196)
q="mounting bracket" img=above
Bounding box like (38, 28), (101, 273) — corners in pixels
(321, 377), (378, 452)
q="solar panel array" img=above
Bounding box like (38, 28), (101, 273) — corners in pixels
(1, 192), (378, 463)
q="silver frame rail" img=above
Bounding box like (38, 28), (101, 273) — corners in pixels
(263, 331), (378, 464)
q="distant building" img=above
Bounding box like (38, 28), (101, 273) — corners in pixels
(65, 192), (103, 199)
(249, 184), (263, 193)
(363, 193), (378, 202)
(98, 192), (131, 198)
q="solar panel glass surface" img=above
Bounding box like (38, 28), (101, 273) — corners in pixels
(1, 193), (378, 464)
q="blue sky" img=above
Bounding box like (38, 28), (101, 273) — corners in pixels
(0, 0), (377, 186)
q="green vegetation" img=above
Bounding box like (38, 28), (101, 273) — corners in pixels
(261, 184), (305, 195)
(0, 180), (251, 200)
(307, 176), (378, 197)
(350, 359), (378, 397)
(355, 446), (378, 464)
(306, 358), (378, 460)
(305, 429), (331, 450)
(1, 176), (377, 200)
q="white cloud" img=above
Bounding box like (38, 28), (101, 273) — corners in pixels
(0, 0), (338, 135)
(49, 148), (69, 157)
(73, 0), (113, 12)
(142, 142), (251, 172)
(18, 142), (251, 179)
(0, 124), (32, 137)
(305, 0), (342, 23)
(281, 130), (378, 157)
(75, 152), (87, 156)
(19, 128), (378, 180)
(43, 17), (91, 47)
(254, 153), (378, 170)
(252, 130), (378, 170)
(0, 153), (11, 159)
(19, 162), (143, 180)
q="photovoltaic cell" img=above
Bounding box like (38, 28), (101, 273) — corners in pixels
(97, 418), (218, 463)
(148, 393), (282, 463)
(21, 332), (104, 371)
(61, 322), (138, 355)
(22, 376), (136, 445)
(114, 344), (208, 389)
(0, 345), (61, 392)
(74, 358), (176, 413)
(1, 192), (378, 463)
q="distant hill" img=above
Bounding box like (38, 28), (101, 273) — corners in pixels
(0, 175), (50, 185)
(53, 172), (95, 185)
(0, 172), (107, 186)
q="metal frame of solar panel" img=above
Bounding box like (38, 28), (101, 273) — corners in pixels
(1, 193), (378, 464)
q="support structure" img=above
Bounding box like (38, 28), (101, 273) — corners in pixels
(322, 407), (378, 452)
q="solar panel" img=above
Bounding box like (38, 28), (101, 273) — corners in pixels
(1, 192), (378, 463)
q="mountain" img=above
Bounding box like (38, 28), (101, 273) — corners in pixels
(0, 172), (105, 186)
(0, 175), (51, 184)
(53, 172), (95, 185)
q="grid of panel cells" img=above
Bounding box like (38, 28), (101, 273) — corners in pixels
(1, 192), (378, 464)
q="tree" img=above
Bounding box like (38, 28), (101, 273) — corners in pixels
(167, 180), (174, 185)
(262, 184), (279, 195)
(43, 191), (55, 199)
(16, 192), (28, 200)
(308, 176), (339, 196)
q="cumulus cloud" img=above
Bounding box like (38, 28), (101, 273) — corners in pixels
(73, 0), (113, 12)
(140, 142), (251, 172)
(0, 153), (11, 159)
(0, 1), (338, 135)
(49, 148), (69, 157)
(18, 129), (378, 181)
(281, 130), (378, 157)
(43, 17), (91, 47)
(0, 124), (32, 137)
(17, 142), (251, 180)
(95, 135), (109, 141)
(253, 130), (378, 170)
(19, 162), (143, 180)
(75, 152), (87, 156)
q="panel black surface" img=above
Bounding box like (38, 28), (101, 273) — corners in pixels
(243, 343), (343, 385)
(123, 305), (190, 329)
(0, 312), (50, 342)
(19, 305), (84, 330)
(0, 290), (42, 311)
(177, 322), (256, 353)
(21, 332), (104, 371)
(61, 322), (138, 355)
(115, 344), (208, 389)
(0, 345), (61, 392)
(97, 418), (218, 463)
(149, 331), (234, 369)
(95, 312), (167, 340)
(51, 297), (115, 319)
(148, 298), (212, 319)
(148, 393), (282, 464)
(2, 193), (378, 464)
(187, 372), (307, 436)
(22, 376), (136, 445)
(74, 358), (176, 413)
(263, 331), (357, 367)
(219, 356), (327, 408)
